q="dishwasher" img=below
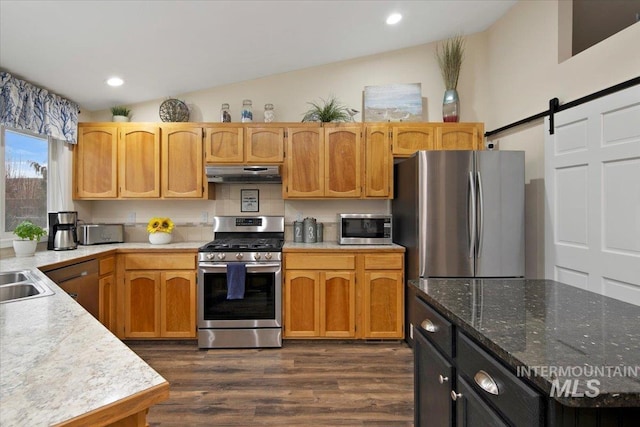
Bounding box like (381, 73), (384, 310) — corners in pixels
(44, 259), (100, 320)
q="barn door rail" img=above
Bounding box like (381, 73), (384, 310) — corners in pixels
(484, 76), (640, 138)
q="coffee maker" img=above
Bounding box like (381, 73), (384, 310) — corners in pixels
(48, 211), (78, 250)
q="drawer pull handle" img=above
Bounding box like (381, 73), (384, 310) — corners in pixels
(439, 375), (449, 384)
(451, 390), (463, 401)
(420, 318), (437, 333)
(474, 370), (499, 395)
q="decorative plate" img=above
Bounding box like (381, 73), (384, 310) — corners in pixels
(159, 98), (189, 122)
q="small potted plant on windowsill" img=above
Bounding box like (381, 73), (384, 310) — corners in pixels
(111, 106), (131, 122)
(12, 220), (46, 257)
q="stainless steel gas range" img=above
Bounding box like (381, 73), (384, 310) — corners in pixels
(197, 216), (284, 349)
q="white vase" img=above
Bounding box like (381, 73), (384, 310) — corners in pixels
(149, 232), (172, 245)
(13, 239), (38, 257)
(112, 115), (129, 122)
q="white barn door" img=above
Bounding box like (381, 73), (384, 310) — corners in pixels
(545, 85), (640, 306)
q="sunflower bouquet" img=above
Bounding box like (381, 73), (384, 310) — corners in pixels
(147, 217), (175, 234)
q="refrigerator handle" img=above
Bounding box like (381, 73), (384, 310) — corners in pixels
(477, 171), (484, 258)
(468, 171), (477, 259)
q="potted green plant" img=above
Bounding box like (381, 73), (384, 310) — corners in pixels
(436, 34), (465, 122)
(111, 106), (131, 122)
(301, 96), (351, 123)
(12, 220), (46, 257)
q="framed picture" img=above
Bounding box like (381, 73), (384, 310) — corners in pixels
(241, 189), (259, 212)
(364, 83), (423, 122)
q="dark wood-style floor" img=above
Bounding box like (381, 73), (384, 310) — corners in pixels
(126, 340), (414, 426)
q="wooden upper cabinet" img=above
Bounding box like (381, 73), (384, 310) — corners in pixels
(364, 125), (392, 198)
(161, 126), (203, 198)
(391, 124), (435, 156)
(324, 126), (361, 198)
(436, 123), (484, 150)
(284, 127), (324, 198)
(204, 126), (244, 163)
(119, 125), (160, 198)
(245, 126), (284, 163)
(75, 126), (118, 198)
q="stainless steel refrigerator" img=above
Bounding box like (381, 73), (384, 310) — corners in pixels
(392, 150), (525, 280)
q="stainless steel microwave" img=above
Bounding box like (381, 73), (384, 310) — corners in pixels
(338, 214), (392, 245)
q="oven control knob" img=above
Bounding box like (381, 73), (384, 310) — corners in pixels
(254, 253), (261, 260)
(236, 253), (243, 260)
(206, 253), (215, 260)
(265, 253), (273, 260)
(217, 253), (226, 260)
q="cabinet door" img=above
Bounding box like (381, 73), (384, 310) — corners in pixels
(321, 271), (356, 337)
(160, 271), (196, 338)
(455, 376), (509, 427)
(99, 274), (116, 333)
(363, 270), (404, 338)
(415, 331), (454, 427)
(75, 126), (118, 198)
(392, 124), (435, 156)
(284, 127), (324, 198)
(204, 126), (244, 163)
(364, 125), (392, 198)
(119, 126), (160, 198)
(161, 126), (203, 198)
(436, 124), (482, 150)
(124, 271), (161, 338)
(245, 127), (284, 163)
(285, 270), (320, 337)
(324, 126), (361, 198)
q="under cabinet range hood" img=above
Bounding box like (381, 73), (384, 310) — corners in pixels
(205, 165), (282, 184)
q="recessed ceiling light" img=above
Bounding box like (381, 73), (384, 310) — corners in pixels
(106, 77), (124, 87)
(386, 13), (402, 25)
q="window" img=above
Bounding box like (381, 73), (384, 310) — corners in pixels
(1, 128), (49, 237)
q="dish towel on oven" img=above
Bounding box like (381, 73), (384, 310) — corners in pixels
(226, 263), (246, 299)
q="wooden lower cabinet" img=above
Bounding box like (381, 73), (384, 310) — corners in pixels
(284, 250), (403, 340)
(121, 253), (196, 339)
(285, 254), (356, 338)
(98, 255), (117, 333)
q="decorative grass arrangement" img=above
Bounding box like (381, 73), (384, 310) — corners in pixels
(436, 35), (465, 90)
(110, 106), (131, 117)
(302, 95), (351, 123)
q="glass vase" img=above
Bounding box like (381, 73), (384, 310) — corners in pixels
(442, 89), (460, 122)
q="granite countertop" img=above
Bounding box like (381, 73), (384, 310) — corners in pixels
(0, 242), (205, 426)
(410, 278), (640, 408)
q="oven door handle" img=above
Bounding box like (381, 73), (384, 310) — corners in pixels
(199, 263), (281, 270)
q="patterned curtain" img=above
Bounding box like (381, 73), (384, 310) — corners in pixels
(0, 71), (79, 144)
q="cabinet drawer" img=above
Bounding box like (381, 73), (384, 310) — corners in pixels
(456, 332), (543, 427)
(99, 256), (115, 275)
(285, 254), (355, 270)
(414, 296), (454, 359)
(363, 254), (403, 270)
(125, 254), (195, 270)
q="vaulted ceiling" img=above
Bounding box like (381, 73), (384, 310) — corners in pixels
(0, 0), (515, 111)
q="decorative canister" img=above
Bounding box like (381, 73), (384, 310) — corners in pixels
(316, 223), (323, 243)
(293, 221), (303, 243)
(241, 99), (253, 123)
(263, 103), (275, 122)
(220, 103), (231, 122)
(303, 217), (316, 243)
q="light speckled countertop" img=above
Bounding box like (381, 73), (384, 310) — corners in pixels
(0, 242), (204, 426)
(284, 241), (405, 251)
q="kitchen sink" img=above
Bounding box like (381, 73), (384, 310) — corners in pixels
(0, 272), (29, 286)
(0, 270), (55, 303)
